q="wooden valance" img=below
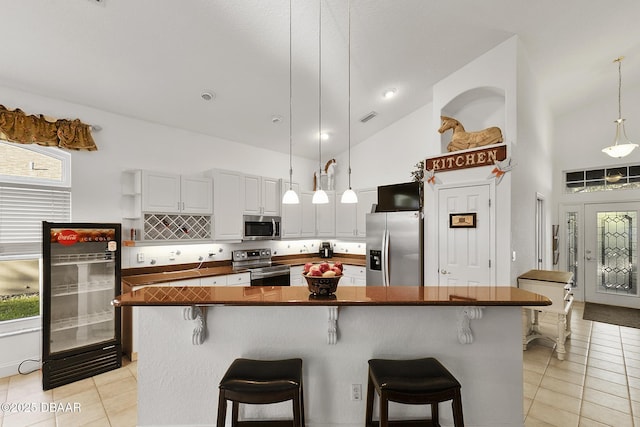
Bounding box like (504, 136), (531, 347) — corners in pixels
(0, 104), (97, 151)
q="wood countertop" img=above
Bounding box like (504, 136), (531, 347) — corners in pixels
(113, 285), (551, 307)
(121, 255), (365, 287)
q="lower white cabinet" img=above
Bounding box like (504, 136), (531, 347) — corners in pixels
(290, 265), (305, 286)
(227, 272), (251, 286)
(342, 264), (366, 286)
(200, 275), (228, 286)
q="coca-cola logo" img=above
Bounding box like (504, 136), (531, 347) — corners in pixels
(57, 229), (79, 246)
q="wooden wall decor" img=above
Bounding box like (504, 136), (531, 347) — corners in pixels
(438, 116), (503, 152)
(426, 145), (506, 172)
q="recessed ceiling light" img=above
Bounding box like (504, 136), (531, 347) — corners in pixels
(320, 132), (330, 141)
(382, 88), (397, 99)
(201, 91), (216, 101)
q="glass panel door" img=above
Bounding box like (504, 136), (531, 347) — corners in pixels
(585, 203), (639, 308)
(47, 227), (118, 354)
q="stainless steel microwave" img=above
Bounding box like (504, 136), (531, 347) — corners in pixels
(242, 215), (281, 241)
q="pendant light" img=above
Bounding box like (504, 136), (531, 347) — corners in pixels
(312, 0), (329, 204)
(282, 0), (299, 204)
(602, 56), (638, 158)
(340, 0), (358, 204)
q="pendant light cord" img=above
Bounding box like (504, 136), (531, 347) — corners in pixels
(616, 57), (623, 120)
(288, 0), (294, 190)
(347, 0), (352, 190)
(318, 0), (323, 190)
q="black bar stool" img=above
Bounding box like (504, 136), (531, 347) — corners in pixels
(365, 357), (464, 427)
(217, 358), (305, 426)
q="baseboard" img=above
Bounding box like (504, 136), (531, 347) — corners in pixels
(0, 358), (41, 379)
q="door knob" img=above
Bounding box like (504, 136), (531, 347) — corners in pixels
(440, 269), (451, 275)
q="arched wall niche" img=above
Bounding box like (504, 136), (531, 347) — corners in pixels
(438, 86), (506, 153)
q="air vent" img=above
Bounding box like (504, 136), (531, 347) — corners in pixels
(360, 111), (378, 123)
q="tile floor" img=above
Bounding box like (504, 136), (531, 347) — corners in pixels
(0, 359), (137, 427)
(524, 301), (640, 426)
(1, 302), (639, 426)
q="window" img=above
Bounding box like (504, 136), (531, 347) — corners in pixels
(565, 164), (640, 193)
(0, 141), (71, 325)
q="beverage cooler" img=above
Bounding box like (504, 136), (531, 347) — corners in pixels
(42, 222), (122, 390)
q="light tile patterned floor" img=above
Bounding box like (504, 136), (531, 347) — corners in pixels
(2, 302), (640, 426)
(0, 359), (137, 427)
(524, 301), (640, 427)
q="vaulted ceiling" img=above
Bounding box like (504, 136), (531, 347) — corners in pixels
(2, 0), (640, 159)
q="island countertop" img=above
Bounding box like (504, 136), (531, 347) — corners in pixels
(113, 285), (551, 307)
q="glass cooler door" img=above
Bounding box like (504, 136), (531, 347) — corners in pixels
(43, 225), (120, 355)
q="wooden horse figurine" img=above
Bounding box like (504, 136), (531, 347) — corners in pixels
(438, 116), (503, 152)
(313, 158), (337, 191)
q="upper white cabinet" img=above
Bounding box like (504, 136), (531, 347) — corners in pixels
(244, 175), (280, 216)
(210, 169), (244, 241)
(335, 199), (356, 238)
(281, 181), (302, 238)
(141, 171), (212, 214)
(335, 187), (376, 238)
(356, 188), (377, 238)
(316, 191), (336, 237)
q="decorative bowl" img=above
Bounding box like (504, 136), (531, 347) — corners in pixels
(303, 274), (342, 296)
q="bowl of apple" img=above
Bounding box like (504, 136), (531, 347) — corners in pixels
(303, 261), (343, 295)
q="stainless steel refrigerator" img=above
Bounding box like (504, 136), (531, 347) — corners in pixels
(42, 222), (122, 390)
(366, 211), (423, 286)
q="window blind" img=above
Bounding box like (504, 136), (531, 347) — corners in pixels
(0, 185), (71, 256)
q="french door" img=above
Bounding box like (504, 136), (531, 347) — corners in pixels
(584, 203), (639, 308)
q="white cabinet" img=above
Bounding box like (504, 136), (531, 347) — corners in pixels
(300, 191), (316, 237)
(244, 175), (280, 216)
(227, 272), (251, 286)
(342, 264), (366, 286)
(289, 265), (305, 286)
(356, 188), (377, 238)
(141, 171), (212, 214)
(335, 187), (377, 238)
(211, 169), (244, 241)
(200, 275), (227, 286)
(316, 191), (336, 237)
(281, 182), (302, 238)
(335, 200), (356, 238)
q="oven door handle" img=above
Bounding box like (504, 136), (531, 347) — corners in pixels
(250, 270), (290, 279)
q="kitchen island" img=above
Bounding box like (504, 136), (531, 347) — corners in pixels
(114, 285), (549, 426)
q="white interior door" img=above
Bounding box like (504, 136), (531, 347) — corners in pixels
(437, 184), (492, 286)
(584, 203), (639, 308)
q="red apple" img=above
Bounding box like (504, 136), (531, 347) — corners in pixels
(303, 262), (313, 273)
(318, 262), (330, 273)
(331, 266), (342, 276)
(332, 261), (343, 272)
(309, 269), (322, 277)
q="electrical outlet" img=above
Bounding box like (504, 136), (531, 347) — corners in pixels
(350, 384), (362, 401)
(137, 253), (144, 263)
(169, 251), (176, 260)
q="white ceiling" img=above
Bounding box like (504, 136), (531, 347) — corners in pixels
(2, 0), (640, 159)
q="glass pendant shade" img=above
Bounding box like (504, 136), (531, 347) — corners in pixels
(341, 188), (358, 203)
(602, 118), (638, 158)
(312, 188), (329, 204)
(602, 57), (638, 158)
(282, 188), (300, 204)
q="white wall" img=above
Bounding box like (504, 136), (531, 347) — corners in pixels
(510, 39), (554, 282)
(334, 103), (433, 191)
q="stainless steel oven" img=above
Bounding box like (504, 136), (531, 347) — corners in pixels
(243, 215), (281, 241)
(232, 248), (290, 286)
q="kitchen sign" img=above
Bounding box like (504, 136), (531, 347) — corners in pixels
(426, 144), (507, 172)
